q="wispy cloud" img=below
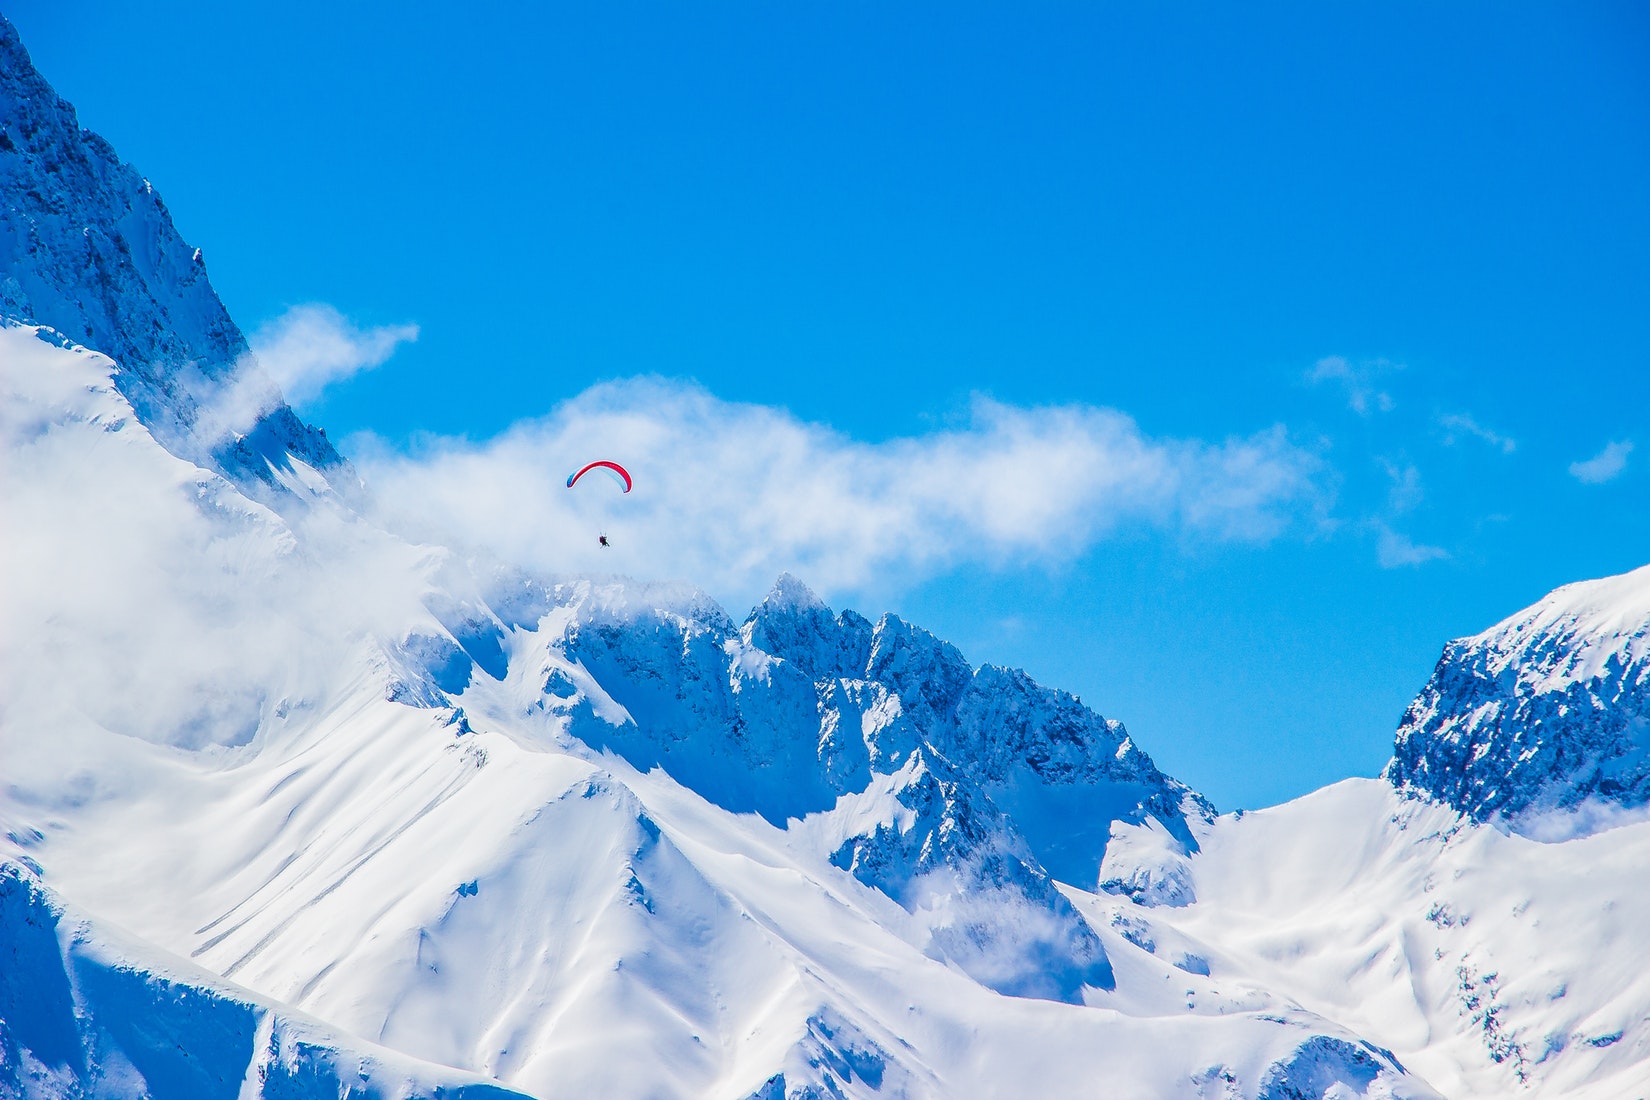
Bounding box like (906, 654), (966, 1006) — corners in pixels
(1377, 458), (1424, 514)
(1438, 413), (1515, 454)
(353, 380), (1328, 605)
(249, 304), (419, 408)
(184, 305), (419, 451)
(1306, 356), (1398, 416)
(1569, 441), (1633, 485)
(1375, 524), (1448, 569)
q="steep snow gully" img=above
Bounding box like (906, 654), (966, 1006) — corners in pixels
(2, 15), (1647, 1099)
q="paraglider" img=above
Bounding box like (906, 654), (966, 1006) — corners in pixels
(565, 460), (632, 493)
(567, 460), (631, 548)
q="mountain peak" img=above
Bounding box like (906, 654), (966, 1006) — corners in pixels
(740, 573), (871, 682)
(760, 571), (829, 612)
(1387, 561), (1650, 828)
(0, 14), (347, 498)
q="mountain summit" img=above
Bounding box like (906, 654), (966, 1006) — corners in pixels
(1387, 563), (1650, 828)
(0, 15), (346, 498)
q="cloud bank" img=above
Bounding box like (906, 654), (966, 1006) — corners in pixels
(353, 379), (1327, 604)
(180, 305), (421, 453)
(0, 325), (431, 770)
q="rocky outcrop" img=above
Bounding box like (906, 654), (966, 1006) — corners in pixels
(1387, 563), (1650, 826)
(481, 571), (1211, 1001)
(0, 15), (348, 497)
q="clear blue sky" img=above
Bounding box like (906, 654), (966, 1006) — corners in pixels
(12, 2), (1649, 809)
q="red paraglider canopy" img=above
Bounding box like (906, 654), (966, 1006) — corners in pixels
(566, 460), (633, 493)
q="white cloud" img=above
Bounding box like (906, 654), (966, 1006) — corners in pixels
(249, 304), (419, 408)
(181, 305), (418, 452)
(1306, 356), (1398, 416)
(1375, 524), (1448, 569)
(1438, 413), (1515, 454)
(1569, 440), (1633, 485)
(0, 325), (433, 767)
(352, 379), (1327, 606)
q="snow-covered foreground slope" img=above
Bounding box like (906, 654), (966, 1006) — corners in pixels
(1112, 779), (1650, 1100)
(0, 865), (530, 1100)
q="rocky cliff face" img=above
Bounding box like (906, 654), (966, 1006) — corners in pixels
(0, 15), (346, 498)
(1387, 563), (1650, 827)
(444, 571), (1211, 1001)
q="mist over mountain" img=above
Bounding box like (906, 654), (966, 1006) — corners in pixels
(3, 16), (1647, 1099)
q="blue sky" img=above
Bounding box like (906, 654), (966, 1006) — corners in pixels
(13, 2), (1649, 809)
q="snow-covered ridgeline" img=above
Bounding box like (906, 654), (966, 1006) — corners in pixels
(398, 564), (1209, 1002)
(1387, 564), (1650, 828)
(0, 15), (346, 498)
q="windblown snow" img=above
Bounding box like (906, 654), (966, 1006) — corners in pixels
(3, 14), (1648, 1100)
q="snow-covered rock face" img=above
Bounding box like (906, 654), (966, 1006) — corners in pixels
(742, 574), (1209, 840)
(825, 752), (1116, 1001)
(1387, 564), (1650, 829)
(0, 15), (345, 498)
(461, 570), (1202, 1001)
(736, 573), (1213, 993)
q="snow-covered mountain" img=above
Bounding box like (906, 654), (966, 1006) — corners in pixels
(2, 15), (1647, 1099)
(1388, 565), (1650, 829)
(0, 321), (1421, 1098)
(0, 15), (346, 499)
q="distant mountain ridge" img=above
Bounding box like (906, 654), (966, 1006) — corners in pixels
(501, 572), (1210, 1000)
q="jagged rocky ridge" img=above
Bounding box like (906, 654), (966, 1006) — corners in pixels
(419, 570), (1210, 1002)
(0, 15), (346, 499)
(1387, 563), (1650, 827)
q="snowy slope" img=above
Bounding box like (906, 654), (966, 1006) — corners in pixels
(1388, 565), (1650, 828)
(1125, 779), (1650, 1100)
(0, 865), (531, 1100)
